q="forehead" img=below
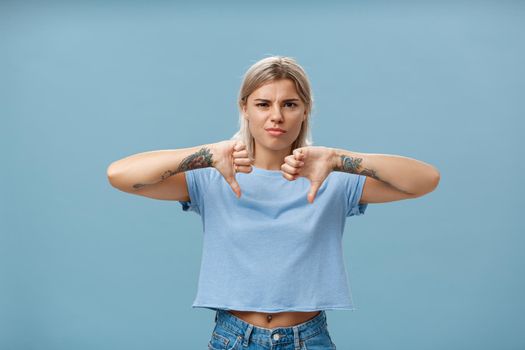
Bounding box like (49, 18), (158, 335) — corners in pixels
(250, 79), (299, 99)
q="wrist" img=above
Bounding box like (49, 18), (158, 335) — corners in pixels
(330, 148), (341, 172)
(191, 143), (215, 169)
(206, 143), (218, 168)
(331, 148), (365, 174)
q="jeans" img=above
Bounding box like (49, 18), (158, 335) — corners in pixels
(208, 309), (337, 350)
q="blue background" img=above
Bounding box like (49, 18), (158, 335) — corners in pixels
(1, 1), (523, 349)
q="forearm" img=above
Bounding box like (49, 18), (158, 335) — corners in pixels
(331, 148), (440, 196)
(107, 144), (215, 191)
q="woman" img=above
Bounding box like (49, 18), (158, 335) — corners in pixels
(107, 56), (440, 349)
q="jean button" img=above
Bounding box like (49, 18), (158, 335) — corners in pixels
(273, 333), (280, 341)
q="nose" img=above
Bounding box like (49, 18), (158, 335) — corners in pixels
(270, 105), (284, 123)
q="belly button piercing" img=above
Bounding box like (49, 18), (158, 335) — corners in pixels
(267, 314), (272, 321)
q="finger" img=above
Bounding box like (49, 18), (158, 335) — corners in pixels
(234, 142), (245, 151)
(284, 156), (304, 168)
(295, 153), (305, 162)
(293, 148), (305, 160)
(234, 164), (252, 173)
(281, 171), (295, 181)
(232, 149), (249, 158)
(233, 150), (254, 165)
(280, 163), (301, 176)
(233, 158), (253, 166)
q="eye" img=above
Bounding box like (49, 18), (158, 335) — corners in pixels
(256, 103), (268, 107)
(284, 102), (297, 108)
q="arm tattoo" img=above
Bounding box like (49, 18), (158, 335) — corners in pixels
(337, 155), (381, 181)
(337, 154), (412, 195)
(178, 147), (214, 171)
(334, 155), (411, 194)
(132, 147), (214, 190)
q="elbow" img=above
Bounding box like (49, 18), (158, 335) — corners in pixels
(421, 169), (441, 196)
(106, 162), (121, 188)
(412, 168), (441, 198)
(106, 162), (138, 193)
(431, 167), (441, 191)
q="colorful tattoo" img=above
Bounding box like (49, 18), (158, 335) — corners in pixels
(337, 154), (380, 181)
(178, 147), (214, 172)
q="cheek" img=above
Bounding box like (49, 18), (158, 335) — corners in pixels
(248, 117), (262, 128)
(290, 116), (304, 129)
(247, 120), (266, 139)
(247, 115), (266, 129)
(287, 120), (304, 138)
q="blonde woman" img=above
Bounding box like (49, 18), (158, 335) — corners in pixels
(107, 56), (440, 350)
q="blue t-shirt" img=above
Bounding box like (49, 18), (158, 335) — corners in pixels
(179, 165), (368, 312)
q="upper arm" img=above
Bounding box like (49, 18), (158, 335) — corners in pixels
(359, 176), (419, 204)
(131, 172), (191, 201)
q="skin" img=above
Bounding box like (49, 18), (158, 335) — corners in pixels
(131, 147), (214, 190)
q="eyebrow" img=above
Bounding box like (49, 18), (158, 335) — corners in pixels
(254, 98), (300, 102)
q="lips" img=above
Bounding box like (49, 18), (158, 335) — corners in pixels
(266, 128), (286, 136)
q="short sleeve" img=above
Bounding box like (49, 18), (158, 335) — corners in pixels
(178, 167), (213, 216)
(345, 173), (368, 217)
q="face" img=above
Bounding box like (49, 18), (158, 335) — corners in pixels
(242, 78), (307, 155)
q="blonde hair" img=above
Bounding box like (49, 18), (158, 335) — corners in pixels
(230, 55), (314, 159)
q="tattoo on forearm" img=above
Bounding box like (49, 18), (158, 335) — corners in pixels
(132, 147), (214, 190)
(337, 155), (380, 181)
(336, 154), (412, 195)
(179, 147), (214, 171)
(335, 155), (409, 194)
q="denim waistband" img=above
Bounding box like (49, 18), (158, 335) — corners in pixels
(214, 309), (327, 348)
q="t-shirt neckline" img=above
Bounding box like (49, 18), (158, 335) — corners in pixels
(250, 165), (283, 177)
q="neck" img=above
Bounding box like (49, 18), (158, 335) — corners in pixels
(252, 143), (292, 171)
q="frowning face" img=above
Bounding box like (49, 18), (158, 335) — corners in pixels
(242, 78), (307, 155)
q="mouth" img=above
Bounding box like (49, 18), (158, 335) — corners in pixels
(266, 128), (286, 136)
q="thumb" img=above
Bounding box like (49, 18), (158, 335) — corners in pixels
(227, 177), (241, 198)
(307, 182), (321, 204)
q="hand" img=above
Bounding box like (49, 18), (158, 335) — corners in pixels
(210, 140), (254, 198)
(281, 146), (335, 203)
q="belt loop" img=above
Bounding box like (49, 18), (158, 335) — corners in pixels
(242, 324), (253, 347)
(215, 311), (218, 323)
(293, 326), (300, 350)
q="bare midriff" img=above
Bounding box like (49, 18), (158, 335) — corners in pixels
(228, 310), (321, 328)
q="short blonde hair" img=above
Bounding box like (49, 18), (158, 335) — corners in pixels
(231, 56), (314, 159)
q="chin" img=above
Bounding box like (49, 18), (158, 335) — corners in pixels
(253, 132), (294, 150)
(268, 144), (293, 152)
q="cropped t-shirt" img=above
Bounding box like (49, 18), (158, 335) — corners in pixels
(178, 165), (368, 312)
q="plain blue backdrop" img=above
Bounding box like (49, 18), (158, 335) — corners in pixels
(1, 1), (523, 349)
